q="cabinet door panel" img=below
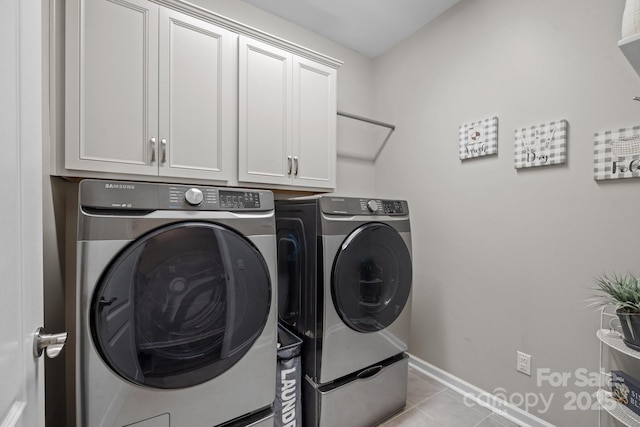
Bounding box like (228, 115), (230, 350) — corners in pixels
(159, 8), (236, 181)
(238, 36), (292, 185)
(293, 57), (336, 189)
(66, 0), (158, 175)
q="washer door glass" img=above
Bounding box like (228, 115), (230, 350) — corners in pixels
(331, 222), (412, 333)
(90, 222), (271, 389)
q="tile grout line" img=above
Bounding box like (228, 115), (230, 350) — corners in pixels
(472, 414), (492, 427)
(410, 387), (449, 417)
(385, 368), (523, 427)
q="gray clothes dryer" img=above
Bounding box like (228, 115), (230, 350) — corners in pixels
(276, 196), (412, 427)
(67, 180), (277, 427)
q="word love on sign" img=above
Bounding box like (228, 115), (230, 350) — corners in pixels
(594, 127), (640, 181)
(514, 120), (568, 169)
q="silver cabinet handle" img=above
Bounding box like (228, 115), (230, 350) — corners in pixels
(161, 138), (167, 164)
(33, 327), (67, 359)
(287, 156), (292, 175)
(293, 156), (299, 176)
(150, 137), (157, 164)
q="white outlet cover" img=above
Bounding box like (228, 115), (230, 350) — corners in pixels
(517, 351), (532, 376)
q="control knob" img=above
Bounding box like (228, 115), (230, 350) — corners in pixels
(366, 200), (378, 213)
(184, 188), (204, 206)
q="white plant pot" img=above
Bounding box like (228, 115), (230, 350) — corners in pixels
(622, 0), (640, 39)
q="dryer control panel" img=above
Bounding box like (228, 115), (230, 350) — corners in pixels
(319, 196), (409, 216)
(79, 180), (274, 212)
(219, 190), (261, 209)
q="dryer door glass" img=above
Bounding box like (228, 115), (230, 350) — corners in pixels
(276, 211), (316, 330)
(331, 222), (412, 333)
(90, 222), (272, 389)
(276, 225), (303, 327)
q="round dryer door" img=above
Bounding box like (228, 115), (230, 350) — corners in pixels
(331, 222), (412, 333)
(90, 222), (272, 389)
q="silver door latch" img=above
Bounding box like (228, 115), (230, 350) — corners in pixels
(33, 327), (68, 359)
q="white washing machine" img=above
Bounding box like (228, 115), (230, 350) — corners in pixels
(66, 180), (277, 427)
(276, 196), (412, 427)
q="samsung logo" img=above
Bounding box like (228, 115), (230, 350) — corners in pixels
(105, 183), (135, 190)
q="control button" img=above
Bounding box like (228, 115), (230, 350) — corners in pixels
(184, 188), (204, 206)
(366, 200), (379, 213)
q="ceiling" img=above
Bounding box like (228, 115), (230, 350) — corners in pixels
(240, 0), (461, 58)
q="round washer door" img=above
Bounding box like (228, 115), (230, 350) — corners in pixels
(90, 222), (272, 389)
(331, 222), (412, 333)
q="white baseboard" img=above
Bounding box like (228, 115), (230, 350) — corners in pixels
(407, 353), (556, 427)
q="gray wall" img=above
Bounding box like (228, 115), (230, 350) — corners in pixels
(373, 0), (640, 425)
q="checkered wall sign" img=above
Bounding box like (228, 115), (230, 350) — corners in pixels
(593, 126), (640, 180)
(514, 120), (567, 169)
(459, 117), (498, 160)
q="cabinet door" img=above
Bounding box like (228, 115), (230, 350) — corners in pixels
(292, 56), (337, 189)
(238, 35), (293, 186)
(65, 0), (159, 175)
(158, 8), (236, 181)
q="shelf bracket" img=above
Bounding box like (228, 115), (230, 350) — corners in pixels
(337, 110), (396, 161)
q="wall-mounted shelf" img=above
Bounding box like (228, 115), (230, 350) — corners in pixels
(619, 34), (640, 78)
(597, 389), (640, 426)
(598, 305), (640, 426)
(337, 111), (395, 161)
(598, 328), (640, 359)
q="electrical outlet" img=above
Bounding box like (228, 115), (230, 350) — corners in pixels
(517, 351), (532, 376)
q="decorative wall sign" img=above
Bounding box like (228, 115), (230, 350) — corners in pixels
(594, 126), (640, 180)
(459, 117), (498, 160)
(514, 119), (567, 169)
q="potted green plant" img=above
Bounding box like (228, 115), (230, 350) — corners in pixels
(595, 274), (640, 351)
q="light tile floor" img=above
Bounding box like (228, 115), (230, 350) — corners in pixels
(376, 367), (521, 427)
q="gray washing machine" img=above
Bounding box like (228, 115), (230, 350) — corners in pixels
(66, 180), (277, 427)
(276, 196), (412, 427)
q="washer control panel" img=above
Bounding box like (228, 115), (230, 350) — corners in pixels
(219, 190), (261, 209)
(184, 188), (204, 206)
(79, 180), (272, 212)
(320, 196), (409, 216)
(171, 187), (262, 210)
(382, 200), (406, 214)
(169, 185), (217, 208)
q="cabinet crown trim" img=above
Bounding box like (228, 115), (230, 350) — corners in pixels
(153, 0), (343, 69)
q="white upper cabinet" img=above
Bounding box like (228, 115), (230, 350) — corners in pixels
(238, 37), (293, 186)
(61, 0), (341, 188)
(158, 8), (236, 181)
(293, 56), (337, 189)
(238, 35), (337, 190)
(65, 0), (159, 176)
(65, 0), (236, 181)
